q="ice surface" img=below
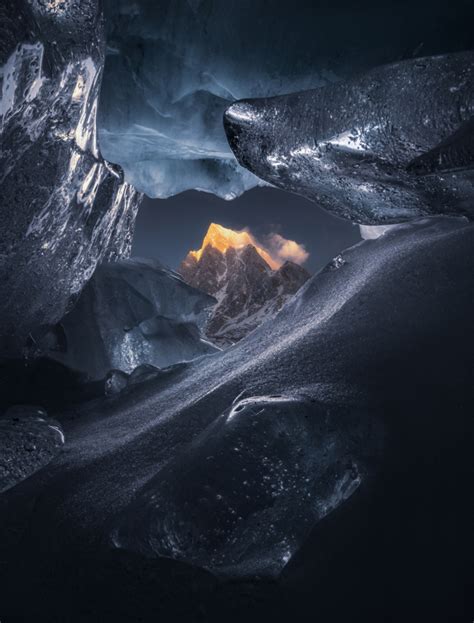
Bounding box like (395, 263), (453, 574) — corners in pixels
(224, 52), (474, 225)
(105, 217), (473, 581)
(112, 394), (364, 577)
(105, 363), (188, 396)
(2, 216), (471, 595)
(0, 1), (142, 355)
(48, 258), (219, 380)
(99, 0), (474, 198)
(359, 224), (399, 240)
(104, 369), (129, 396)
(0, 405), (64, 493)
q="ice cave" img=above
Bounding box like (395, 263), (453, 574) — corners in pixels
(0, 0), (473, 621)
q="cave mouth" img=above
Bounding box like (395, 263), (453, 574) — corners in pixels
(132, 186), (361, 274)
(130, 184), (362, 349)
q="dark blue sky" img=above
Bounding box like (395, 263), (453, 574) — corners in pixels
(132, 186), (361, 274)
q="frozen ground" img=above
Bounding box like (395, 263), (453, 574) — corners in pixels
(0, 216), (472, 621)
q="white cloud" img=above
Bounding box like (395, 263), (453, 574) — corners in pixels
(265, 233), (309, 265)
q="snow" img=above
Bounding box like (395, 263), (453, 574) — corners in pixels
(3, 216), (472, 587)
(180, 238), (309, 346)
(0, 406), (64, 493)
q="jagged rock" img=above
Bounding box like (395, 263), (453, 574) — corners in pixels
(224, 52), (474, 225)
(0, 0), (142, 356)
(180, 224), (310, 345)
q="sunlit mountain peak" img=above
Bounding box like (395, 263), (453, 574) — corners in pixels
(189, 223), (280, 269)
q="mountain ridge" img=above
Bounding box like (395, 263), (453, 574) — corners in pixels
(179, 224), (310, 345)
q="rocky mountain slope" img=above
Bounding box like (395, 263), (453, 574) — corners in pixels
(179, 223), (310, 344)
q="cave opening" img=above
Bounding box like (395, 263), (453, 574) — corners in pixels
(132, 186), (361, 274)
(1, 1), (473, 620)
(131, 185), (362, 347)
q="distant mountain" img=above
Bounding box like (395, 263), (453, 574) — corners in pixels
(179, 223), (310, 345)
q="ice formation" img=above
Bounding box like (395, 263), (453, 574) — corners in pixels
(359, 224), (399, 240)
(0, 405), (64, 493)
(99, 0), (474, 198)
(1, 2), (473, 618)
(100, 217), (473, 585)
(104, 363), (187, 396)
(112, 394), (365, 577)
(224, 52), (474, 225)
(0, 0), (142, 355)
(47, 258), (219, 380)
(2, 215), (471, 611)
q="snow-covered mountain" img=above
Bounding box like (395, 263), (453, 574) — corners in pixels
(179, 223), (310, 345)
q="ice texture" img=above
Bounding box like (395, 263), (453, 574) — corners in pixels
(224, 52), (474, 225)
(0, 217), (472, 617)
(104, 363), (182, 395)
(47, 258), (218, 380)
(99, 0), (474, 199)
(105, 217), (473, 583)
(0, 0), (142, 355)
(359, 225), (399, 240)
(0, 405), (64, 493)
(104, 369), (130, 396)
(112, 394), (364, 577)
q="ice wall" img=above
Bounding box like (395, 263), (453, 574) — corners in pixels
(224, 53), (474, 225)
(48, 258), (218, 380)
(0, 0), (142, 356)
(100, 0), (474, 198)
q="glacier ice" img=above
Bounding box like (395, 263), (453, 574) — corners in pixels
(112, 394), (366, 577)
(88, 216), (474, 584)
(0, 405), (64, 493)
(99, 0), (474, 199)
(105, 363), (188, 396)
(359, 224), (399, 240)
(0, 0), (142, 356)
(105, 364), (167, 396)
(0, 216), (473, 619)
(224, 52), (474, 225)
(46, 258), (219, 380)
(104, 369), (130, 396)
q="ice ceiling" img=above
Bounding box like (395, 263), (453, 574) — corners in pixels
(99, 0), (474, 199)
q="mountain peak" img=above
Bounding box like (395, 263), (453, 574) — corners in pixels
(179, 223), (310, 346)
(188, 222), (280, 270)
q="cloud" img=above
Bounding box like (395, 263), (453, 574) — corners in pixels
(265, 233), (309, 265)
